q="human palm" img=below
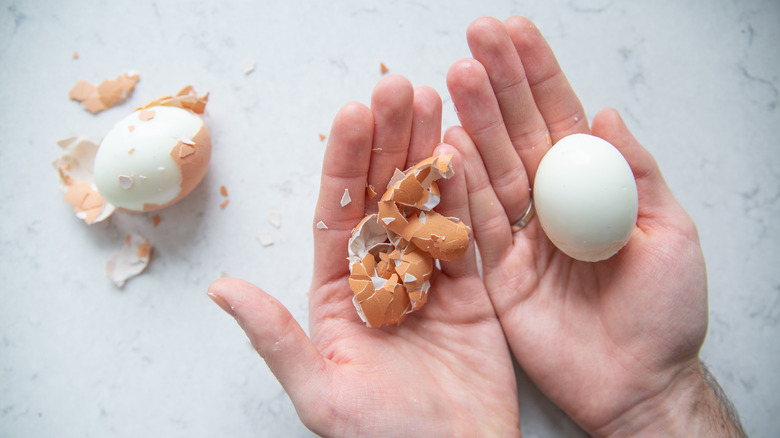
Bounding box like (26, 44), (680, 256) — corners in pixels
(446, 17), (708, 435)
(209, 75), (520, 437)
(485, 198), (707, 434)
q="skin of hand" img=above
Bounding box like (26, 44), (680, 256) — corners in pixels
(445, 16), (738, 437)
(208, 75), (521, 437)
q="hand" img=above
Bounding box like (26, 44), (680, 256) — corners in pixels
(208, 75), (520, 437)
(445, 16), (731, 436)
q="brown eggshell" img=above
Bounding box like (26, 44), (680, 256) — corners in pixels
(347, 154), (470, 327)
(140, 123), (212, 212)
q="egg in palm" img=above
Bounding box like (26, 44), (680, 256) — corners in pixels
(533, 133), (638, 262)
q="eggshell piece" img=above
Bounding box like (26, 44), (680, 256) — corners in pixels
(53, 137), (116, 224)
(105, 233), (152, 288)
(340, 188), (352, 207)
(268, 211), (282, 228)
(94, 105), (211, 212)
(136, 85), (209, 114)
(406, 211), (471, 261)
(533, 133), (638, 262)
(69, 72), (140, 114)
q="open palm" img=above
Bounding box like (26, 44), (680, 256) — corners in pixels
(209, 75), (520, 437)
(445, 17), (709, 436)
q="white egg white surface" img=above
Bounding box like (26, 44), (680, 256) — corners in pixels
(533, 133), (638, 262)
(94, 106), (204, 211)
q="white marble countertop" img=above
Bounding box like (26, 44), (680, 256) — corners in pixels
(1, 1), (778, 437)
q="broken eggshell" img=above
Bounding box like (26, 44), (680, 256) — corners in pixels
(69, 72), (140, 114)
(93, 99), (211, 212)
(53, 137), (116, 225)
(347, 154), (470, 328)
(378, 155), (469, 261)
(105, 233), (152, 288)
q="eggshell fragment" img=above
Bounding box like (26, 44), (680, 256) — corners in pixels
(53, 137), (116, 224)
(340, 188), (352, 207)
(105, 233), (152, 288)
(69, 72), (140, 114)
(366, 184), (377, 199)
(533, 133), (638, 262)
(256, 230), (274, 246)
(347, 154), (471, 327)
(268, 211), (282, 228)
(243, 60), (256, 75)
(136, 85), (209, 115)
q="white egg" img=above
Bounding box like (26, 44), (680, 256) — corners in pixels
(94, 106), (211, 212)
(533, 133), (638, 262)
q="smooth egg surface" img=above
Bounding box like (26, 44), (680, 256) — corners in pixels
(533, 133), (638, 262)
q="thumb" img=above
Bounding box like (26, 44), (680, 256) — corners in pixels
(207, 278), (327, 408)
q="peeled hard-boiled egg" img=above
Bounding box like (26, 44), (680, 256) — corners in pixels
(94, 106), (211, 212)
(533, 133), (638, 262)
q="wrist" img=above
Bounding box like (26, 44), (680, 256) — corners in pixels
(592, 360), (745, 438)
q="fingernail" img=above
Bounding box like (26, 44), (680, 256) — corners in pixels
(207, 291), (235, 317)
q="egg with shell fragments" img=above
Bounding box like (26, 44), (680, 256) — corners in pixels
(93, 105), (211, 212)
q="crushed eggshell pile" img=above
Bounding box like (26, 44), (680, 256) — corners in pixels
(69, 72), (140, 114)
(348, 154), (470, 328)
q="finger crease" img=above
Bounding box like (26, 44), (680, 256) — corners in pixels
(467, 117), (508, 141)
(486, 162), (526, 194)
(491, 71), (530, 99)
(507, 125), (550, 151)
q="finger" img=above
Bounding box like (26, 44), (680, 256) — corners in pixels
(313, 102), (374, 287)
(466, 16), (551, 184)
(591, 108), (686, 229)
(443, 125), (514, 268)
(207, 278), (326, 417)
(430, 144), (478, 279)
(367, 74), (415, 199)
(504, 16), (589, 144)
(447, 58), (532, 224)
(406, 85), (443, 167)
